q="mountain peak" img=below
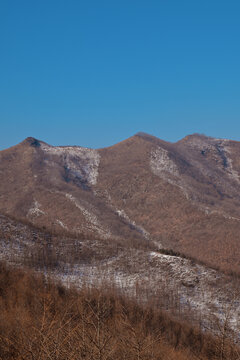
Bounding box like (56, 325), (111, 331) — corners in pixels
(180, 133), (209, 141)
(178, 133), (222, 147)
(134, 132), (168, 145)
(22, 137), (42, 147)
(135, 132), (158, 140)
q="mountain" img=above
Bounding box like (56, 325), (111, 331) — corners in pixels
(1, 133), (240, 273)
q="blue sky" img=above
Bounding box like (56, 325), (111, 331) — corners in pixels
(0, 0), (240, 149)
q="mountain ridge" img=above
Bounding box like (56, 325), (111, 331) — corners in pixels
(7, 131), (231, 150)
(1, 132), (240, 273)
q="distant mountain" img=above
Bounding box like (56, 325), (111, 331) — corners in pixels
(1, 132), (240, 273)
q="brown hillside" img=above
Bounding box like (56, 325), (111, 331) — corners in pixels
(2, 262), (234, 360)
(1, 133), (240, 272)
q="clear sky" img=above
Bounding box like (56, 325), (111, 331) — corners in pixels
(0, 0), (240, 149)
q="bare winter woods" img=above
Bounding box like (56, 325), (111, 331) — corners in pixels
(1, 135), (240, 359)
(0, 262), (240, 360)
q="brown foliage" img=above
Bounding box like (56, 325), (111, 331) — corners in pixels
(0, 262), (239, 360)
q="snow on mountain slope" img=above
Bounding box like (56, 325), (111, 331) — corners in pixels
(150, 146), (179, 178)
(51, 250), (240, 337)
(2, 134), (240, 274)
(0, 205), (240, 340)
(65, 193), (111, 238)
(28, 200), (46, 217)
(149, 134), (240, 220)
(41, 142), (100, 185)
(1, 212), (238, 337)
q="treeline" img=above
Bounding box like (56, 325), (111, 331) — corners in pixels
(0, 262), (239, 360)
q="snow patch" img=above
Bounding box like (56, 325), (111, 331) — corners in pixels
(28, 201), (45, 217)
(94, 190), (150, 240)
(56, 219), (68, 229)
(222, 144), (240, 184)
(150, 147), (190, 200)
(41, 143), (100, 185)
(202, 206), (240, 221)
(150, 147), (179, 178)
(116, 209), (150, 239)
